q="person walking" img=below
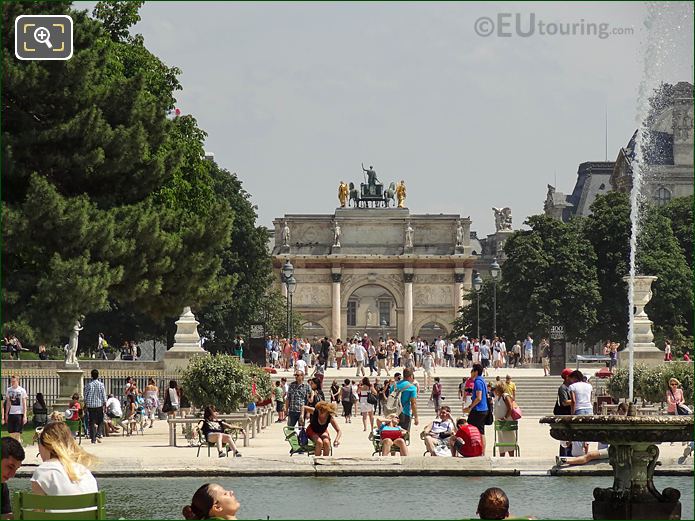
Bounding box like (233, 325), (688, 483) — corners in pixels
(3, 375), (27, 442)
(462, 363), (489, 454)
(479, 341), (491, 376)
(390, 368), (419, 431)
(430, 377), (444, 415)
(340, 379), (354, 423)
(540, 338), (551, 376)
(83, 369), (107, 444)
(285, 371), (311, 427)
(376, 342), (390, 376)
(354, 340), (367, 377)
(97, 333), (108, 360)
(358, 377), (376, 432)
(523, 335), (534, 365)
(273, 381), (286, 423)
(143, 378), (159, 428)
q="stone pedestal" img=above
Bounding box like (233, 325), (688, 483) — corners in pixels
(53, 370), (84, 412)
(621, 275), (663, 367)
(163, 307), (208, 372)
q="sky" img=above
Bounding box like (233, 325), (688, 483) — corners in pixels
(76, 1), (694, 237)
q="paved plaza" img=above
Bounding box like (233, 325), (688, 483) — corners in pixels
(13, 367), (690, 478)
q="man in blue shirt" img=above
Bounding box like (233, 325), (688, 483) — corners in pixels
(390, 368), (418, 431)
(462, 363), (488, 454)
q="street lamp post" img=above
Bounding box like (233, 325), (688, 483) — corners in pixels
(489, 258), (501, 338)
(473, 272), (483, 340)
(287, 276), (297, 341)
(281, 259), (295, 339)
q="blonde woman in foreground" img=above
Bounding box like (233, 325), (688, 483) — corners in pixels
(31, 421), (98, 495)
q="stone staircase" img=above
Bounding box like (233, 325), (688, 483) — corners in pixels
(412, 375), (560, 417)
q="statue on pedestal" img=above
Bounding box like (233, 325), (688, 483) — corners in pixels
(362, 163), (380, 187)
(405, 221), (414, 248)
(366, 308), (373, 327)
(396, 180), (407, 208)
(333, 221), (341, 247)
(456, 220), (464, 248)
(493, 207), (513, 231)
(65, 317), (84, 368)
(281, 220), (291, 247)
(338, 181), (349, 208)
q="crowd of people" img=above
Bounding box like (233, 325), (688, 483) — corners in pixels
(264, 333), (550, 374)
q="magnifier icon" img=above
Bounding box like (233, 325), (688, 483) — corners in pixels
(33, 26), (53, 49)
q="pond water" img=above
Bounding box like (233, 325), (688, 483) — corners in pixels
(10, 475), (694, 519)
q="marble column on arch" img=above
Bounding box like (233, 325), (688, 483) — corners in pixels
(454, 271), (466, 312)
(331, 270), (342, 341)
(403, 271), (414, 341)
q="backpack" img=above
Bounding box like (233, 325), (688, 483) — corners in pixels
(384, 382), (414, 416)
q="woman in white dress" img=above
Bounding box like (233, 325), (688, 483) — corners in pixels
(32, 421), (98, 496)
(357, 377), (376, 432)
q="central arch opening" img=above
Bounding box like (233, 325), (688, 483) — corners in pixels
(346, 284), (397, 340)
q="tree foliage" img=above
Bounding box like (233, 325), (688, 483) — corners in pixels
(499, 215), (600, 342)
(607, 363), (693, 406)
(450, 279), (498, 340)
(582, 192), (692, 346)
(2, 2), (238, 344)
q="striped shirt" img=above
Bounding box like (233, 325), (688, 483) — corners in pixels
(83, 379), (107, 408)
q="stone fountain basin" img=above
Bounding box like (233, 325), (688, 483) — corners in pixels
(539, 415), (694, 444)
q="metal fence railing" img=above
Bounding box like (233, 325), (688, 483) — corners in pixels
(1, 369), (182, 409)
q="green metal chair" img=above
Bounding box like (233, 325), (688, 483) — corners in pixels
(283, 426), (316, 456)
(493, 419), (520, 456)
(196, 421), (240, 457)
(13, 491), (105, 520)
(64, 418), (83, 445)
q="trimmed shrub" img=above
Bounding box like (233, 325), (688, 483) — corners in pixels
(607, 362), (693, 405)
(181, 354), (252, 413)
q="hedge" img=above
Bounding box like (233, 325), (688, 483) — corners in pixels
(181, 354), (272, 413)
(606, 362), (693, 405)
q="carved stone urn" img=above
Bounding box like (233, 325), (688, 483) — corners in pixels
(622, 275), (662, 364)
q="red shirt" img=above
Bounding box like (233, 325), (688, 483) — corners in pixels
(455, 424), (483, 457)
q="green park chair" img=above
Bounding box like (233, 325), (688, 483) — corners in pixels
(195, 421), (240, 457)
(64, 418), (83, 445)
(283, 426), (316, 456)
(493, 419), (520, 457)
(12, 491), (105, 520)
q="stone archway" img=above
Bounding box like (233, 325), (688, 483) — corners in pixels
(302, 321), (326, 339)
(415, 319), (449, 342)
(344, 284), (399, 340)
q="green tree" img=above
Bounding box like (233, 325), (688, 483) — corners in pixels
(500, 215), (600, 342)
(582, 191), (631, 345)
(659, 195), (693, 269)
(583, 192), (692, 347)
(2, 2), (233, 343)
(450, 279), (498, 339)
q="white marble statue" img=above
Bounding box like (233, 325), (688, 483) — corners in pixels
(366, 308), (373, 326)
(456, 220), (464, 247)
(492, 207), (513, 232)
(65, 318), (83, 367)
(405, 221), (414, 248)
(281, 220), (291, 247)
(333, 221), (341, 247)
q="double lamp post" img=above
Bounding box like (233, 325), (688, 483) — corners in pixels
(281, 259), (297, 340)
(472, 258), (501, 340)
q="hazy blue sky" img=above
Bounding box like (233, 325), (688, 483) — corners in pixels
(77, 1), (693, 236)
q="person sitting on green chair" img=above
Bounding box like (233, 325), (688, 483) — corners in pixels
(2, 437), (25, 520)
(32, 422), (97, 496)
